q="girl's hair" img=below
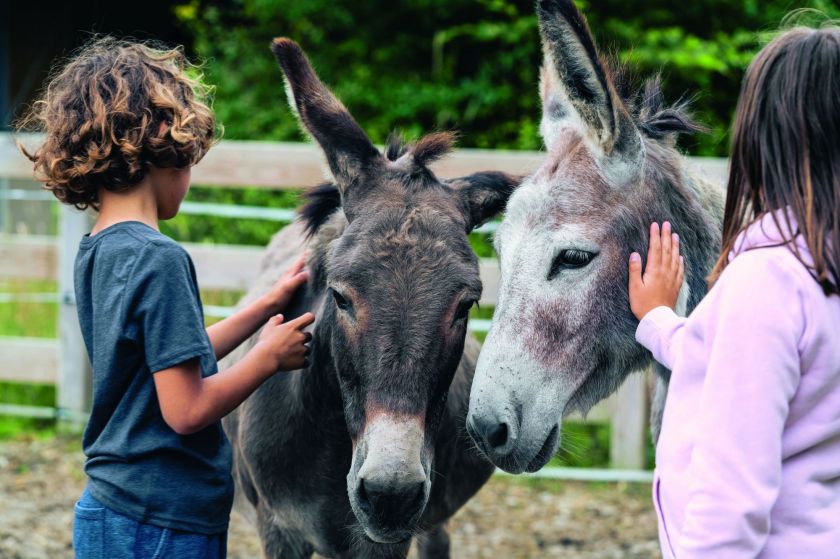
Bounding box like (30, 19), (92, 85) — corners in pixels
(709, 24), (840, 295)
(16, 37), (218, 210)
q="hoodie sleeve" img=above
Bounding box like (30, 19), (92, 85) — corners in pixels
(674, 250), (804, 558)
(635, 305), (687, 371)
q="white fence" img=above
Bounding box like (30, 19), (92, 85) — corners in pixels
(0, 132), (728, 473)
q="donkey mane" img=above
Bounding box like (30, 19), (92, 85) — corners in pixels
(300, 130), (458, 237)
(300, 182), (342, 238)
(386, 130), (457, 166)
(607, 60), (706, 142)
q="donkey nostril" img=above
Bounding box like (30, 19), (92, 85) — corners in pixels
(358, 478), (425, 523)
(487, 422), (509, 449)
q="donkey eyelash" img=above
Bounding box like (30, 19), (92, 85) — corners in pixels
(331, 288), (353, 313)
(453, 299), (477, 324)
(547, 249), (597, 280)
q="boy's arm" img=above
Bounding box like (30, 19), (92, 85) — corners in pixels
(155, 313), (314, 435)
(206, 253), (309, 361)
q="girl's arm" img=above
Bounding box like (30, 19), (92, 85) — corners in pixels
(628, 221), (686, 370)
(206, 253), (309, 361)
(675, 253), (802, 558)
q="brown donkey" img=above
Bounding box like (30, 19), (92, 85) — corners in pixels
(221, 39), (518, 558)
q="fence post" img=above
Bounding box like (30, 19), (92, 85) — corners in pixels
(0, 10), (9, 234)
(57, 205), (92, 429)
(610, 370), (649, 470)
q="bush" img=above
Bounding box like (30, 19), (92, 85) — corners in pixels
(176, 0), (840, 157)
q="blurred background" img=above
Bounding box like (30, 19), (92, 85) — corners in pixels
(1, 1), (837, 557)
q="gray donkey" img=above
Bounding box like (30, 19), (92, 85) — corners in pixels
(466, 0), (725, 474)
(221, 38), (517, 558)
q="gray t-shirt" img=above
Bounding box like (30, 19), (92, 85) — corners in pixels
(74, 221), (233, 534)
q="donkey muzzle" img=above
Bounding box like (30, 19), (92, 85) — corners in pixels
(347, 413), (431, 543)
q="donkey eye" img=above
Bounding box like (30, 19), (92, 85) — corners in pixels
(548, 249), (596, 280)
(331, 289), (352, 312)
(453, 299), (476, 324)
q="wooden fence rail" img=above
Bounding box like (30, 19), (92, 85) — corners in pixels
(0, 132), (729, 470)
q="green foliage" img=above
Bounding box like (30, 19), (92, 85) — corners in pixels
(175, 0), (840, 157)
(0, 382), (56, 439)
(161, 185), (302, 245)
(0, 280), (57, 338)
(552, 421), (612, 468)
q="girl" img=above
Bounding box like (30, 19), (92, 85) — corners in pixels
(628, 25), (840, 558)
(19, 38), (315, 558)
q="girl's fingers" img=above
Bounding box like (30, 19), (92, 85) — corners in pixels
(628, 252), (644, 291)
(661, 222), (672, 263)
(672, 233), (681, 271)
(648, 222), (662, 269)
(678, 255), (685, 284)
(270, 314), (284, 325)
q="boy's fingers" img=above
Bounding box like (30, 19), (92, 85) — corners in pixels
(281, 253), (308, 280)
(287, 312), (316, 329)
(284, 270), (310, 290)
(628, 252), (643, 291)
(649, 222), (661, 269)
(270, 314), (284, 325)
(292, 252), (308, 273)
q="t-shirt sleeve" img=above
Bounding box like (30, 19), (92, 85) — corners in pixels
(124, 241), (214, 374)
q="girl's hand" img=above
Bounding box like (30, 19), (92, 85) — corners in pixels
(628, 222), (684, 320)
(262, 253), (310, 314)
(255, 312), (315, 372)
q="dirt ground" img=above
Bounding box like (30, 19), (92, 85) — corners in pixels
(0, 436), (660, 559)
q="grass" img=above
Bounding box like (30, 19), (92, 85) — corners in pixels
(0, 280), (58, 338)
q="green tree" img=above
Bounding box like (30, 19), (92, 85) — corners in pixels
(176, 0), (840, 156)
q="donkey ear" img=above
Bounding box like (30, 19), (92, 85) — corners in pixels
(450, 172), (521, 232)
(271, 38), (380, 195)
(537, 0), (641, 166)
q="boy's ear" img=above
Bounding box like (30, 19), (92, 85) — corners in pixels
(449, 172), (522, 232)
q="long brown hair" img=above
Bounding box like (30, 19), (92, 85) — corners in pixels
(709, 24), (840, 295)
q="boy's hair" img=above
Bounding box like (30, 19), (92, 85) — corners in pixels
(16, 37), (218, 210)
(710, 22), (840, 295)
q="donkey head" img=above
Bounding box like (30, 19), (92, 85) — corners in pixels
(272, 39), (518, 542)
(467, 0), (711, 474)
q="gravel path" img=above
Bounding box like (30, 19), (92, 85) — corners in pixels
(0, 436), (660, 558)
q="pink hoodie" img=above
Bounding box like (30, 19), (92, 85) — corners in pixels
(636, 210), (840, 558)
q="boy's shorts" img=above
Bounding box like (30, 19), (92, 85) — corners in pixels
(73, 488), (227, 559)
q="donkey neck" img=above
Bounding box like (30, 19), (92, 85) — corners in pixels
(287, 288), (344, 415)
(641, 144), (724, 314)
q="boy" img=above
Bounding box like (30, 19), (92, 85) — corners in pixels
(18, 37), (314, 558)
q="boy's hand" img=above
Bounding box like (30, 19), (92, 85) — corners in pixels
(262, 253), (310, 314)
(255, 312), (316, 372)
(628, 222), (684, 320)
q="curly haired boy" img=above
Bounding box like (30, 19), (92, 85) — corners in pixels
(18, 37), (315, 559)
